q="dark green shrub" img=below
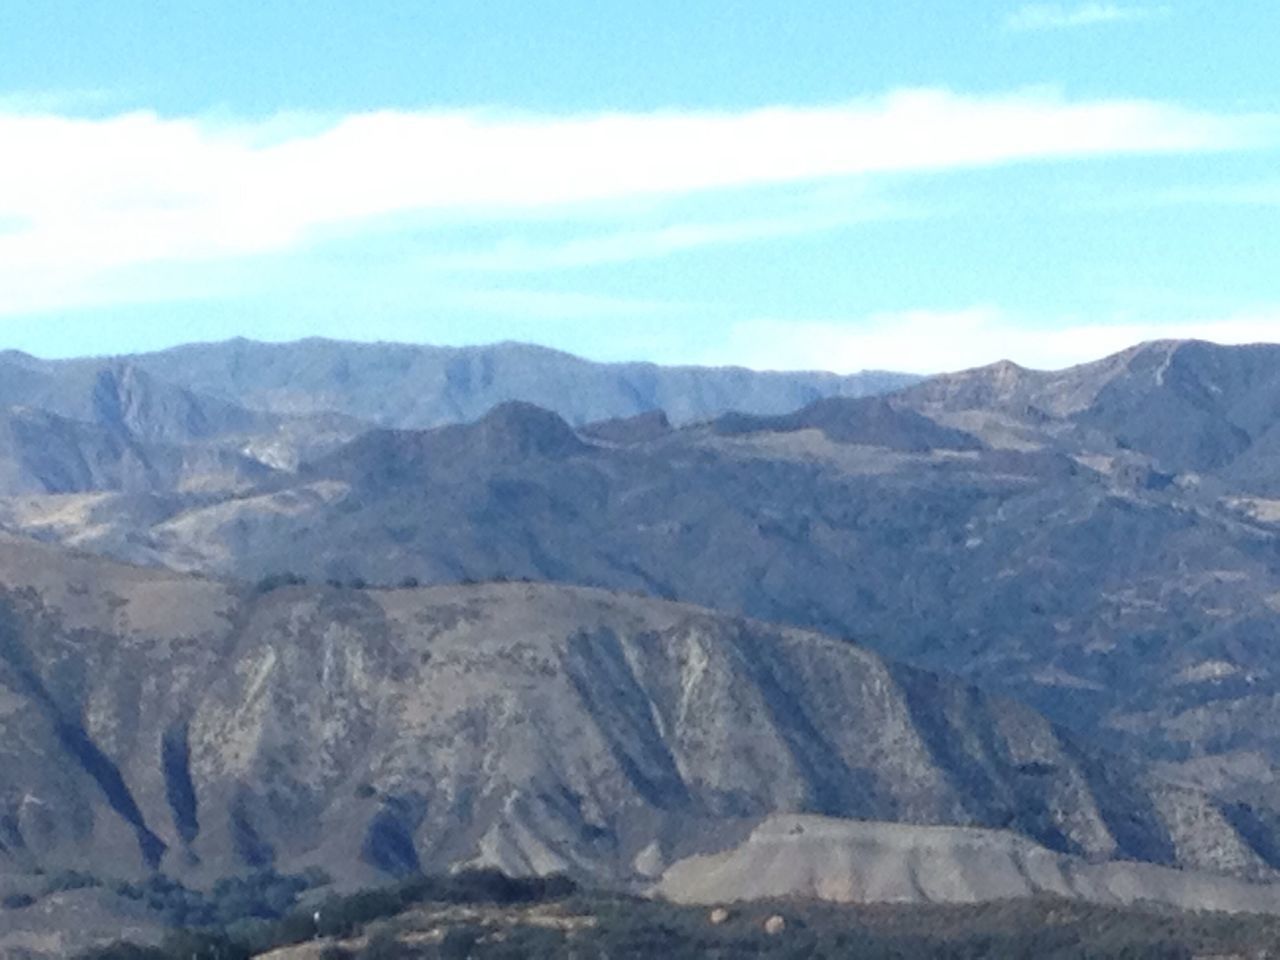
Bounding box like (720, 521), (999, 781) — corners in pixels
(44, 869), (102, 893)
(73, 943), (168, 960)
(254, 572), (307, 593)
(359, 929), (412, 960)
(159, 930), (250, 960)
(438, 925), (481, 960)
(440, 868), (574, 905)
(317, 887), (405, 937)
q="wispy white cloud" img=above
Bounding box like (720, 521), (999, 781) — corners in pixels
(0, 87), (1275, 314)
(1005, 3), (1170, 32)
(442, 287), (686, 320)
(718, 310), (1280, 374)
(430, 204), (897, 273)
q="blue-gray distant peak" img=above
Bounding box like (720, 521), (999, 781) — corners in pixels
(103, 337), (920, 428)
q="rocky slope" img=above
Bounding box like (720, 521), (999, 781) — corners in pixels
(10, 341), (1280, 803)
(903, 339), (1280, 487)
(0, 355), (365, 497)
(0, 357), (268, 446)
(23, 344), (1280, 806)
(658, 814), (1280, 913)
(0, 533), (1273, 900)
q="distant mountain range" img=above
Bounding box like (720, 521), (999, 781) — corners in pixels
(0, 338), (914, 498)
(5, 338), (917, 434)
(9, 335), (1280, 945)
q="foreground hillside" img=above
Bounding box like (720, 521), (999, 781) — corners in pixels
(0, 534), (1274, 898)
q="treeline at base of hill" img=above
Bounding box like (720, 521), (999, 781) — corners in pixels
(64, 868), (1280, 960)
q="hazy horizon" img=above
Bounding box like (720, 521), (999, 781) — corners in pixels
(10, 329), (1280, 378)
(3, 2), (1278, 371)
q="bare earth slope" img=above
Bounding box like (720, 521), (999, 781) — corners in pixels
(658, 814), (1280, 914)
(0, 533), (1274, 903)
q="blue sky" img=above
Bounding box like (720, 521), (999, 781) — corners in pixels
(1, 1), (1278, 372)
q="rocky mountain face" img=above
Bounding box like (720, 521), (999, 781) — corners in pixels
(0, 407), (153, 496)
(21, 340), (1280, 810)
(0, 355), (368, 498)
(0, 534), (1275, 905)
(0, 357), (266, 447)
(11, 335), (1280, 922)
(904, 339), (1280, 486)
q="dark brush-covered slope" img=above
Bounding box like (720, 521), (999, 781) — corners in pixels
(903, 339), (1280, 485)
(713, 395), (982, 451)
(313, 402), (588, 489)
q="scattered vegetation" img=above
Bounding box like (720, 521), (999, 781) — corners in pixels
(253, 572), (548, 593)
(252, 572), (309, 593)
(258, 573), (442, 592)
(42, 868), (102, 894)
(68, 869), (1280, 960)
(102, 868), (330, 929)
(72, 870), (577, 960)
(1, 892), (35, 910)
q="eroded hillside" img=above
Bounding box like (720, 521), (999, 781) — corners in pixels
(0, 534), (1270, 896)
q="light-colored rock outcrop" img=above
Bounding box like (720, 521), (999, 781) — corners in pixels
(658, 814), (1280, 914)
